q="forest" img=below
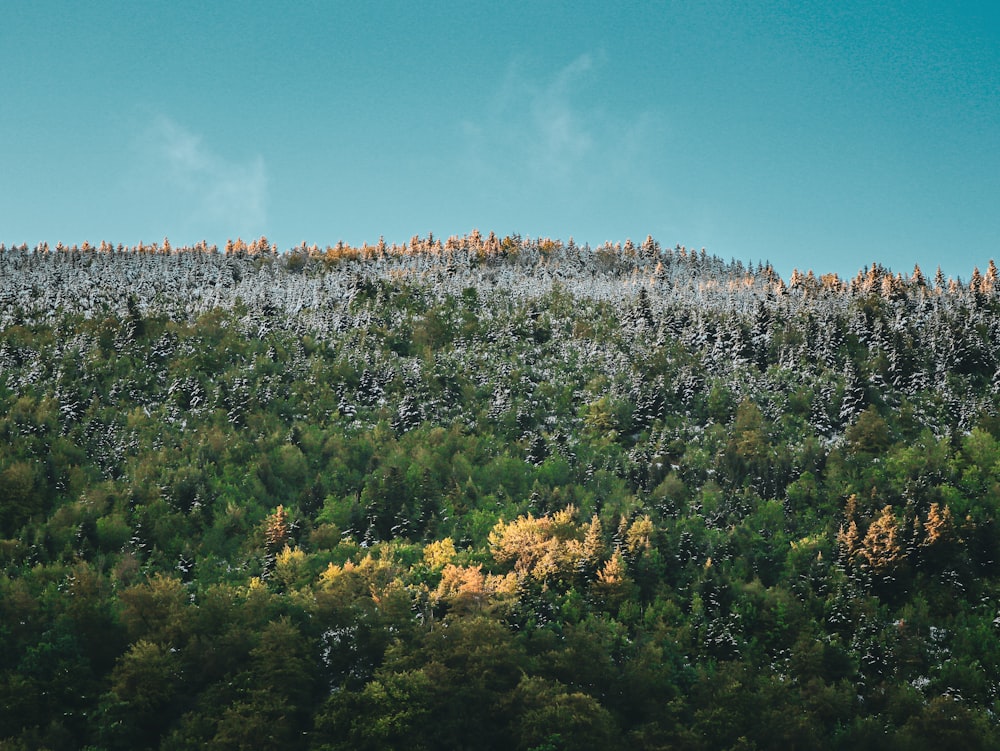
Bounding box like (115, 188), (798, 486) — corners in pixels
(1, 232), (1000, 749)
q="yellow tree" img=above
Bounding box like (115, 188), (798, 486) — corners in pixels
(263, 505), (290, 553)
(920, 502), (960, 570)
(433, 564), (488, 615)
(857, 505), (903, 575)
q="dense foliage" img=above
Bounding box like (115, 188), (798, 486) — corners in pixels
(2, 233), (1000, 749)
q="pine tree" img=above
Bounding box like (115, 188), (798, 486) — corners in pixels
(264, 505), (290, 553)
(858, 505), (903, 576)
(971, 266), (984, 293)
(839, 362), (865, 425)
(984, 260), (998, 295)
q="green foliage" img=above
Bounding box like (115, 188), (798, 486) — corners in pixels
(1, 243), (1000, 748)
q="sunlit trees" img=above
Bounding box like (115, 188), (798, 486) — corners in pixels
(488, 506), (608, 588)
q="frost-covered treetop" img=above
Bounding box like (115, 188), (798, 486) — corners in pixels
(1, 232), (994, 329)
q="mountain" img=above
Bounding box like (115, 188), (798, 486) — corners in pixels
(1, 234), (999, 749)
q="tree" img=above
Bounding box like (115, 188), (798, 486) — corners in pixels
(118, 574), (189, 645)
(895, 696), (995, 751)
(846, 406), (891, 456)
(314, 669), (435, 751)
(723, 399), (770, 489)
(857, 505), (904, 577)
(840, 362), (866, 425)
(488, 506), (602, 587)
(99, 640), (183, 749)
(0, 460), (40, 535)
(187, 617), (319, 751)
(505, 675), (621, 751)
(433, 563), (489, 614)
(263, 504), (290, 553)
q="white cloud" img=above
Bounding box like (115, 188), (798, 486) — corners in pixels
(141, 115), (267, 238)
(525, 54), (596, 177)
(465, 54), (596, 183)
(459, 53), (666, 222)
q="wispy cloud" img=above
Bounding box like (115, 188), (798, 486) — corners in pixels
(139, 115), (267, 238)
(463, 54), (598, 183)
(522, 53), (596, 179)
(459, 53), (666, 231)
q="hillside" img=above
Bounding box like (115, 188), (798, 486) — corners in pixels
(2, 233), (1000, 750)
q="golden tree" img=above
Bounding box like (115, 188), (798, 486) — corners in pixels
(857, 505), (903, 575)
(264, 505), (290, 553)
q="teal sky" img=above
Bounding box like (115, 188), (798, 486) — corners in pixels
(3, 1), (998, 280)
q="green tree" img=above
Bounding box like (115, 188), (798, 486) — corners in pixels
(0, 460), (40, 534)
(99, 640), (183, 750)
(505, 675), (621, 751)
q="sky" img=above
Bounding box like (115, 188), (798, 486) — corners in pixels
(2, 1), (999, 281)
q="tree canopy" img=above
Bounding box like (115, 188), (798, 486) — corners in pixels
(1, 234), (999, 749)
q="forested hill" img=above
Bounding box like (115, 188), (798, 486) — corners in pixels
(2, 234), (1000, 750)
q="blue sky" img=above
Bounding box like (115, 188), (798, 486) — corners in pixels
(3, 1), (998, 280)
